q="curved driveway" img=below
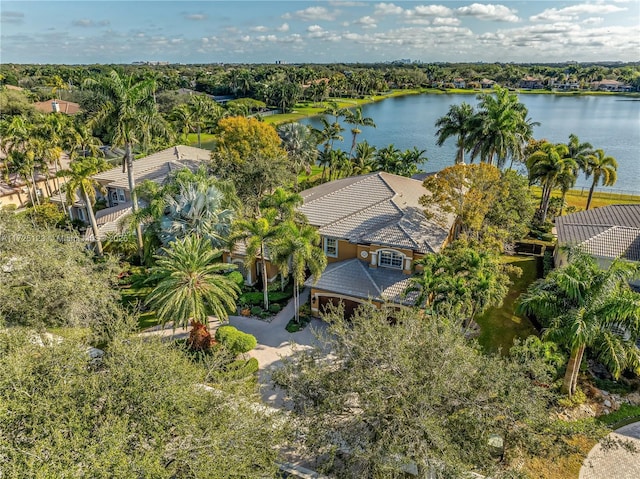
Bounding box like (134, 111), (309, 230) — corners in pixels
(579, 421), (640, 479)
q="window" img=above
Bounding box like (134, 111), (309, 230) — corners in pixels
(77, 208), (86, 222)
(116, 188), (126, 203)
(379, 250), (404, 269)
(324, 238), (338, 257)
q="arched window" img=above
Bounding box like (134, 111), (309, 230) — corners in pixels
(378, 249), (404, 269)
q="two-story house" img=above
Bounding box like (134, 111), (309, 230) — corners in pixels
(227, 172), (455, 317)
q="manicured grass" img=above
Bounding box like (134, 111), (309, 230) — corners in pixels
(186, 132), (216, 150)
(120, 285), (162, 331)
(531, 186), (640, 211)
(297, 165), (323, 184)
(475, 255), (540, 354)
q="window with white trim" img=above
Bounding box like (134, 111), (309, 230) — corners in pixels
(378, 250), (404, 269)
(324, 237), (338, 257)
(116, 188), (126, 203)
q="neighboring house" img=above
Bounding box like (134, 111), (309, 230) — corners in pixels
(227, 172), (456, 317)
(480, 79), (496, 89)
(453, 78), (466, 89)
(555, 204), (640, 290)
(50, 145), (210, 236)
(0, 149), (70, 208)
(590, 80), (634, 92)
(519, 76), (544, 89)
(33, 99), (81, 115)
(83, 202), (133, 242)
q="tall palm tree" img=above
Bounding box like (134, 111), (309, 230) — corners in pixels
(351, 140), (376, 175)
(169, 103), (196, 144)
(342, 106), (376, 157)
(229, 209), (284, 310)
(145, 235), (240, 330)
(259, 188), (304, 224)
(57, 156), (110, 256)
(85, 70), (165, 257)
(190, 95), (222, 147)
(374, 144), (402, 174)
(518, 249), (640, 396)
(584, 149), (618, 210)
(271, 221), (327, 324)
(435, 102), (475, 165)
(526, 142), (577, 223)
(277, 123), (317, 191)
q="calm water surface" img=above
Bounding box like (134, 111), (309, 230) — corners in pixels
(301, 94), (640, 193)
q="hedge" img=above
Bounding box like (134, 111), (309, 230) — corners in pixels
(214, 325), (257, 355)
(239, 290), (292, 306)
(211, 358), (259, 381)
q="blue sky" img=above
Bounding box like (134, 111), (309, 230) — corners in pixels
(1, 1), (639, 64)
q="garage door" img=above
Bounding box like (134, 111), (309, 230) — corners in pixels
(318, 296), (365, 319)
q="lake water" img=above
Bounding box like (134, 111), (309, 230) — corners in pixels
(301, 94), (640, 193)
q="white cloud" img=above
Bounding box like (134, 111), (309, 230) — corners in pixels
(530, 4), (626, 22)
(411, 5), (454, 17)
(355, 16), (377, 29)
(72, 19), (94, 27)
(276, 23), (289, 32)
(256, 34), (278, 43)
(456, 3), (520, 22)
(1, 11), (24, 25)
(283, 6), (337, 22)
(432, 17), (461, 26)
(374, 3), (404, 15)
(582, 17), (604, 25)
(184, 13), (207, 21)
(250, 25), (268, 32)
(328, 1), (367, 6)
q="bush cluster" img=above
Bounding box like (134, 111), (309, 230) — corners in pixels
(215, 326), (257, 355)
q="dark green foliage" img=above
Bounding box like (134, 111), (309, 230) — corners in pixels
(268, 303), (282, 313)
(0, 211), (123, 329)
(250, 306), (263, 316)
(274, 306), (567, 478)
(215, 325), (257, 355)
(211, 357), (260, 381)
(239, 290), (293, 306)
(0, 330), (285, 478)
(226, 270), (245, 289)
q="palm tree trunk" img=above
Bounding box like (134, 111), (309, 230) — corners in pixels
(539, 185), (552, 223)
(125, 143), (144, 258)
(82, 186), (103, 256)
(23, 174), (36, 206)
(562, 345), (585, 396)
(456, 141), (464, 165)
(31, 171), (41, 205)
(197, 125), (202, 148)
(53, 161), (68, 218)
(294, 280), (300, 324)
(586, 179), (596, 210)
(261, 242), (269, 310)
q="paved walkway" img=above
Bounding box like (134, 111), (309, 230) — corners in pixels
(140, 288), (328, 407)
(579, 421), (640, 479)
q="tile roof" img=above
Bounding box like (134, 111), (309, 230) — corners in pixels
(33, 100), (81, 115)
(555, 205), (640, 261)
(299, 172), (453, 253)
(84, 202), (133, 241)
(93, 145), (210, 189)
(306, 258), (417, 305)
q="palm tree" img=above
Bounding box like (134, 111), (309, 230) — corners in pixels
(145, 235), (240, 330)
(229, 209), (284, 310)
(85, 70), (165, 257)
(435, 102), (475, 165)
(277, 123), (317, 191)
(526, 142), (577, 223)
(259, 188), (304, 224)
(190, 95), (221, 147)
(342, 106), (376, 157)
(584, 149), (618, 210)
(399, 147), (427, 177)
(518, 249), (640, 396)
(351, 140), (376, 175)
(169, 104), (196, 143)
(57, 156), (110, 256)
(374, 144), (402, 174)
(271, 221), (327, 323)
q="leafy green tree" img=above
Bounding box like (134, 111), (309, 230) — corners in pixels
(190, 94), (223, 147)
(526, 141), (577, 223)
(435, 102), (475, 165)
(273, 307), (562, 478)
(517, 249), (640, 396)
(169, 103), (196, 143)
(584, 148), (618, 210)
(85, 70), (168, 256)
(271, 221), (327, 323)
(342, 106), (376, 157)
(277, 122), (317, 190)
(58, 156), (111, 256)
(229, 210), (284, 310)
(0, 211), (122, 329)
(0, 331), (286, 477)
(146, 235), (240, 330)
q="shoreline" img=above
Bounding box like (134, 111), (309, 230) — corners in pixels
(263, 88), (640, 125)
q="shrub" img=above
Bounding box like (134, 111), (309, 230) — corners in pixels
(558, 388), (587, 408)
(187, 321), (216, 351)
(250, 306), (263, 316)
(268, 303), (281, 313)
(226, 271), (245, 289)
(211, 358), (259, 381)
(215, 325), (257, 355)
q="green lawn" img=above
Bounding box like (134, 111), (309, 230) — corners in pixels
(475, 255), (540, 354)
(531, 186), (640, 211)
(186, 133), (216, 150)
(120, 285), (162, 331)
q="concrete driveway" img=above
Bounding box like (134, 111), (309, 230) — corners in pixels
(140, 288), (328, 407)
(579, 421), (640, 479)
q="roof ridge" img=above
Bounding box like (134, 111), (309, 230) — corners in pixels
(396, 220), (421, 250)
(357, 260), (382, 295)
(319, 198), (402, 233)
